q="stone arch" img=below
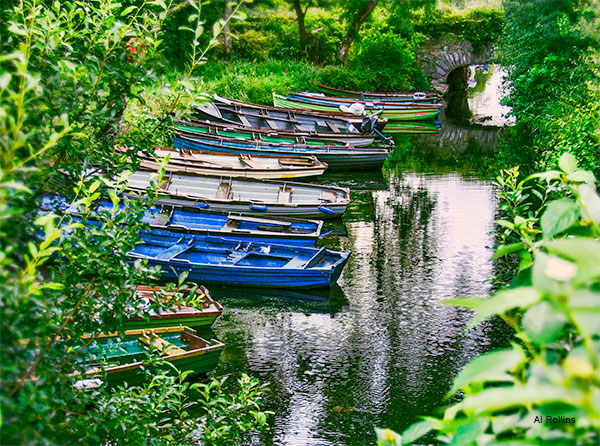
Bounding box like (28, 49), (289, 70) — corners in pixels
(418, 35), (493, 94)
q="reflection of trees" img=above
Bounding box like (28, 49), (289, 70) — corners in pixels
(387, 123), (500, 178)
(211, 170), (504, 445)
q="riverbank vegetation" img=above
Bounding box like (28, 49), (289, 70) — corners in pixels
(0, 1), (268, 444)
(495, 0), (600, 174)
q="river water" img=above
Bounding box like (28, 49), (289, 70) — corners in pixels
(204, 74), (511, 445)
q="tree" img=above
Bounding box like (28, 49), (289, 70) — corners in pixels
(289, 0), (313, 58)
(337, 0), (379, 63)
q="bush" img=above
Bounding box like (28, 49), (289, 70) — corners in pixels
(348, 30), (431, 92)
(413, 8), (504, 51)
(496, 0), (600, 174)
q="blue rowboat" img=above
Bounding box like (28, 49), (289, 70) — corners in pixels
(124, 171), (351, 219)
(172, 134), (390, 170)
(128, 234), (352, 289)
(41, 195), (324, 247)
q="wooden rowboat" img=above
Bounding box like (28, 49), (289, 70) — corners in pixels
(125, 171), (351, 219)
(126, 285), (223, 330)
(314, 83), (442, 102)
(172, 133), (390, 171)
(177, 119), (378, 147)
(129, 147), (328, 180)
(198, 95), (388, 136)
(41, 194), (325, 246)
(129, 234), (352, 288)
(74, 326), (224, 389)
(273, 94), (442, 122)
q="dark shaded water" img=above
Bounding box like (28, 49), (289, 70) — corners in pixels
(201, 120), (511, 445)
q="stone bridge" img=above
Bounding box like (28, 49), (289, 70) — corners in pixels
(417, 36), (493, 94)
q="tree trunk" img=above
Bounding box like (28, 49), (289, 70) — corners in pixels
(337, 0), (378, 64)
(223, 1), (232, 58)
(290, 0), (311, 55)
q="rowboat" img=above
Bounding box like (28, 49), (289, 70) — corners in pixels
(41, 194), (324, 246)
(296, 91), (439, 104)
(74, 327), (224, 389)
(126, 285), (223, 330)
(273, 94), (442, 121)
(128, 147), (328, 180)
(125, 171), (351, 219)
(198, 95), (388, 136)
(129, 234), (352, 288)
(177, 119), (378, 147)
(172, 133), (390, 171)
(313, 83), (442, 102)
(383, 121), (441, 134)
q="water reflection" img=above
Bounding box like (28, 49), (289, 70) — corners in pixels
(210, 160), (506, 445)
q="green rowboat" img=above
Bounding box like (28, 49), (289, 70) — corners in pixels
(74, 326), (225, 389)
(272, 94), (440, 122)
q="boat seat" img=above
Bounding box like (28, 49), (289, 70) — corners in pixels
(278, 186), (292, 204)
(216, 181), (233, 199)
(138, 334), (185, 356)
(320, 190), (338, 203)
(227, 214), (291, 226)
(282, 256), (307, 269)
(304, 248), (326, 268)
(238, 115), (252, 127)
(155, 242), (193, 261)
(266, 119), (280, 130)
(326, 121), (340, 133)
(239, 154), (264, 170)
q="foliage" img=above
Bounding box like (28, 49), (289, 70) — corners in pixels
(496, 0), (600, 174)
(412, 7), (503, 51)
(195, 373), (273, 445)
(376, 153), (600, 445)
(347, 29), (431, 92)
(0, 1), (268, 444)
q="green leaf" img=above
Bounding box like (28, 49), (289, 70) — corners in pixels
(558, 152), (577, 174)
(542, 239), (600, 286)
(567, 170), (596, 184)
(0, 72), (11, 90)
(569, 290), (600, 337)
(494, 219), (515, 230)
(375, 428), (402, 446)
(121, 5), (138, 15)
(449, 345), (525, 396)
(540, 199), (579, 239)
(490, 242), (528, 260)
(448, 418), (487, 446)
(522, 301), (567, 345)
(528, 170), (561, 182)
(457, 384), (579, 414)
(445, 287), (542, 329)
(578, 184), (600, 226)
(400, 420), (434, 445)
(532, 252), (569, 295)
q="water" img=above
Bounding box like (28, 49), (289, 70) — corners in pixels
(203, 76), (509, 445)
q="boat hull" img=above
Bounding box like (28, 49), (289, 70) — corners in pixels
(177, 121), (377, 147)
(273, 94), (441, 121)
(129, 236), (351, 289)
(140, 253), (350, 289)
(172, 136), (389, 171)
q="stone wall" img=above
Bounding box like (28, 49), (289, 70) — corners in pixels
(418, 35), (493, 94)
